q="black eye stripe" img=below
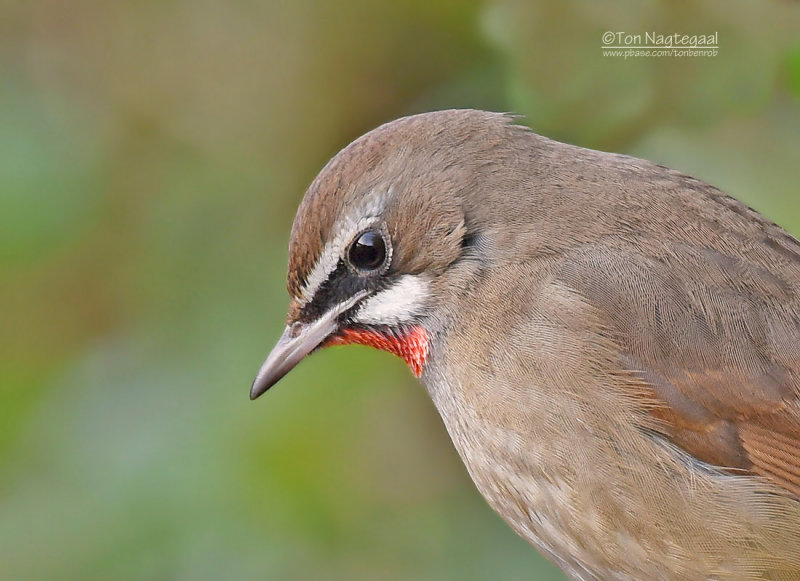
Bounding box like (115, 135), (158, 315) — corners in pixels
(298, 229), (392, 323)
(299, 260), (349, 321)
(299, 259), (394, 323)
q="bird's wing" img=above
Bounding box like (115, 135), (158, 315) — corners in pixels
(557, 243), (800, 497)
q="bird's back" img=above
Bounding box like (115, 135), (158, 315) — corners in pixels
(423, 132), (800, 578)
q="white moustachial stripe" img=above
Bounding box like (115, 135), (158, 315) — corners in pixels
(354, 275), (429, 326)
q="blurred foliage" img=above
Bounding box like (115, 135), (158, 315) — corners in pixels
(1, 0), (799, 579)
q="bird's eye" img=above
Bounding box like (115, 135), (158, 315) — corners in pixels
(348, 230), (387, 271)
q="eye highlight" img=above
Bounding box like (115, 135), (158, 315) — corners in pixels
(348, 230), (387, 271)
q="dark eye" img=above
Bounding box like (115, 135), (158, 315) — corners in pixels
(348, 230), (387, 271)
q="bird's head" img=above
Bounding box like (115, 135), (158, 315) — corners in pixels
(251, 110), (534, 398)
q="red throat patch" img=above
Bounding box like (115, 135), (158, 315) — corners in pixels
(324, 326), (429, 377)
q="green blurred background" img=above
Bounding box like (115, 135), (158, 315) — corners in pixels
(2, 1), (799, 579)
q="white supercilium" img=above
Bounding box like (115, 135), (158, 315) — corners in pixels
(298, 188), (394, 306)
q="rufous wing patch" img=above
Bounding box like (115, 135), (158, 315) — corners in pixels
(739, 422), (800, 497)
(625, 358), (800, 499)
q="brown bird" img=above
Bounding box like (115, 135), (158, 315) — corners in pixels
(251, 110), (800, 579)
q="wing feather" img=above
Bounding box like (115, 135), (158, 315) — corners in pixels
(558, 243), (800, 498)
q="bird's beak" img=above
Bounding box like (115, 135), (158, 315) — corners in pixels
(250, 291), (368, 400)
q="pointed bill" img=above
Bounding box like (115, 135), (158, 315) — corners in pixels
(250, 291), (368, 399)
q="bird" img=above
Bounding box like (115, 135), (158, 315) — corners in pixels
(250, 109), (800, 579)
